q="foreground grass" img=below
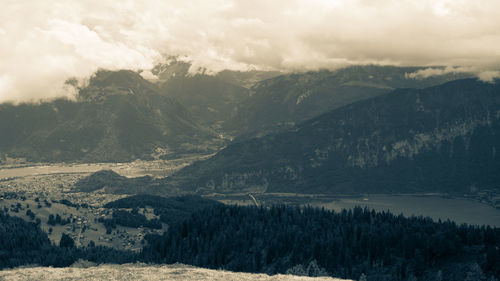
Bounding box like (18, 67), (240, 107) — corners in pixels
(0, 263), (350, 281)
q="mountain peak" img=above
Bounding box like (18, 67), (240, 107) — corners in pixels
(89, 69), (144, 88)
(78, 69), (162, 102)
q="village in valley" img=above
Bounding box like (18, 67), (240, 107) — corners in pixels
(0, 162), (176, 252)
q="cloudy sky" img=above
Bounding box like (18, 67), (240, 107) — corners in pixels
(1, 0), (500, 103)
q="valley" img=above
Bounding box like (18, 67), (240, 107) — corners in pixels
(0, 154), (210, 251)
(1, 157), (499, 256)
(0, 154), (213, 179)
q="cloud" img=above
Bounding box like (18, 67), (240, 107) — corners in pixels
(405, 66), (474, 79)
(1, 0), (500, 102)
(139, 70), (159, 81)
(405, 66), (500, 83)
(477, 71), (500, 83)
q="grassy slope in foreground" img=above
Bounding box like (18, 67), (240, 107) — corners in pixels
(0, 263), (350, 281)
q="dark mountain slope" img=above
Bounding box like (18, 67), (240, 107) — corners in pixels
(228, 66), (472, 137)
(0, 70), (218, 162)
(161, 78), (500, 195)
(152, 60), (279, 133)
(160, 75), (249, 131)
(0, 210), (51, 269)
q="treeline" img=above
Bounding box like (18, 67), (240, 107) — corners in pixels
(0, 210), (136, 269)
(103, 194), (221, 226)
(2, 202), (500, 280)
(142, 205), (500, 281)
(0, 210), (50, 268)
(47, 213), (71, 226)
(99, 209), (162, 232)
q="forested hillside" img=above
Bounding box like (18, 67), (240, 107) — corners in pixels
(161, 78), (500, 195)
(103, 194), (221, 226)
(142, 204), (500, 280)
(0, 210), (136, 269)
(227, 66), (472, 137)
(2, 201), (499, 280)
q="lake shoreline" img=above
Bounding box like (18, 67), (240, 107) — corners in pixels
(209, 193), (500, 227)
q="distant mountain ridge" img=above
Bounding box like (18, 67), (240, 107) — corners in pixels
(151, 59), (281, 89)
(0, 65), (477, 164)
(159, 74), (249, 131)
(152, 60), (280, 133)
(151, 63), (473, 140)
(156, 78), (500, 195)
(0, 70), (219, 162)
(227, 66), (473, 138)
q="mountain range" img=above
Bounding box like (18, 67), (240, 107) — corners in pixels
(0, 70), (220, 162)
(152, 60), (279, 134)
(145, 78), (500, 195)
(226, 65), (472, 138)
(0, 63), (487, 185)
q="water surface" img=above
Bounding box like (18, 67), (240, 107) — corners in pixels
(311, 195), (500, 227)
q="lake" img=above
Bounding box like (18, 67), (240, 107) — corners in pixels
(310, 195), (500, 227)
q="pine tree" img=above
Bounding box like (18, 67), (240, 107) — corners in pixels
(59, 233), (75, 248)
(465, 263), (485, 281)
